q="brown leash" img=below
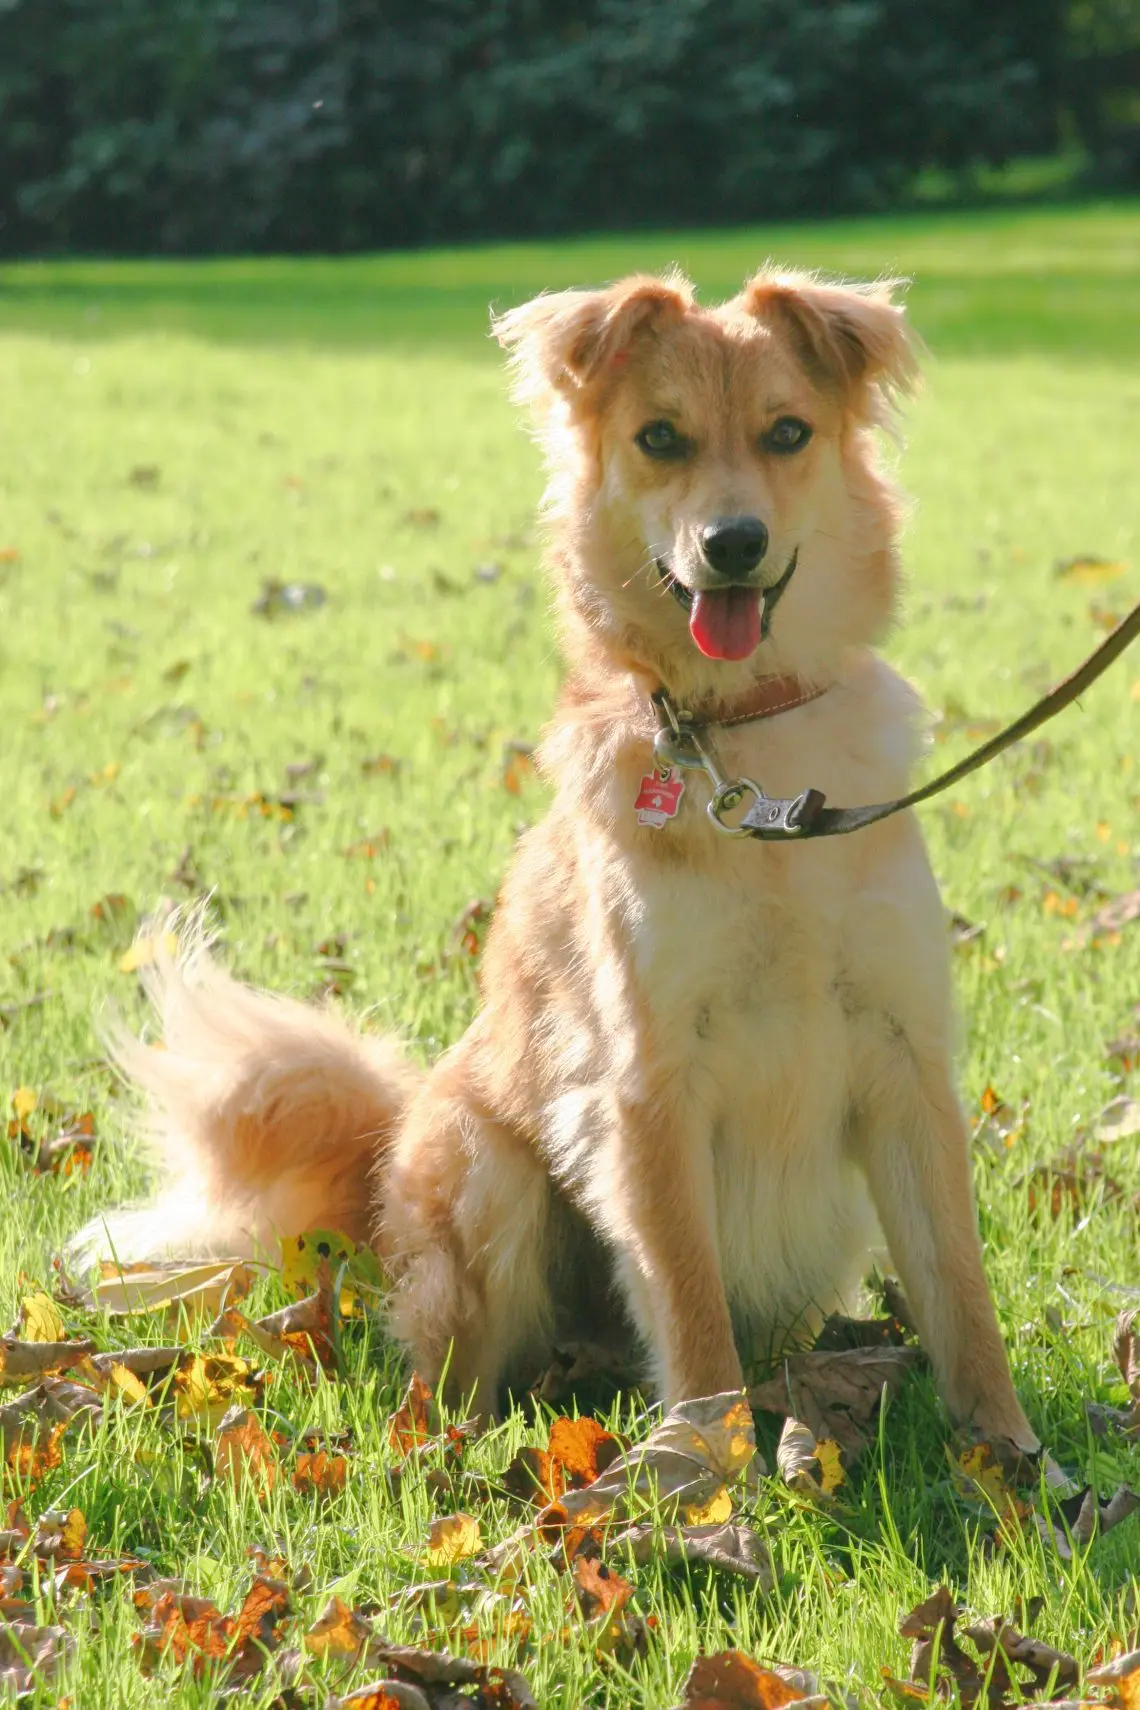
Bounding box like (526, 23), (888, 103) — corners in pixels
(651, 601), (1140, 841)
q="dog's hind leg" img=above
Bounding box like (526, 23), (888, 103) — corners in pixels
(382, 1068), (556, 1413)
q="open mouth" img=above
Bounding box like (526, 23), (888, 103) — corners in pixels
(655, 550), (798, 661)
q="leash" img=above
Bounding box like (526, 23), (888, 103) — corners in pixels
(649, 600), (1140, 842)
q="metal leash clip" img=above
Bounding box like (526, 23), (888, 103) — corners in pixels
(652, 694), (773, 838)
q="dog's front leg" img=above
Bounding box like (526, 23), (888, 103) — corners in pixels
(598, 1091), (742, 1406)
(855, 1053), (1038, 1451)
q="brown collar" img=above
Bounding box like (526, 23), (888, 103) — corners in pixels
(662, 673), (830, 730)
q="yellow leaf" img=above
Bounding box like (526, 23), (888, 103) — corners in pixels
(12, 1086), (38, 1121)
(174, 1352), (257, 1425)
(814, 1438), (847, 1496)
(118, 932), (178, 974)
(422, 1512), (483, 1567)
(279, 1229), (382, 1317)
(683, 1485), (734, 1525)
(20, 1293), (65, 1343)
(104, 1362), (151, 1405)
(1054, 554), (1127, 587)
(1131, 680), (1140, 702)
(304, 1595), (369, 1660)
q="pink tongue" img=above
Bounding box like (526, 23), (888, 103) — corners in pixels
(689, 588), (762, 661)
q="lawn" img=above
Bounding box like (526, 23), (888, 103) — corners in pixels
(0, 201), (1139, 1706)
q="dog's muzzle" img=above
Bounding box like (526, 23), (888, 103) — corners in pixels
(656, 549), (799, 640)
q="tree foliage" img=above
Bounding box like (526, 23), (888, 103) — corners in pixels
(0, 0), (1129, 256)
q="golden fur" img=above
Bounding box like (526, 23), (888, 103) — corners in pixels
(74, 267), (1037, 1448)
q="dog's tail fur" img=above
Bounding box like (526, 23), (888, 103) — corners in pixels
(70, 909), (421, 1267)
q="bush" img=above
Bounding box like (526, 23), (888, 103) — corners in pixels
(0, 0), (1109, 257)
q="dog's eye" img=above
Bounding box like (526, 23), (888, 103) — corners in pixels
(634, 419), (691, 460)
(762, 416), (813, 455)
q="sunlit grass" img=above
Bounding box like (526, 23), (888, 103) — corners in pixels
(0, 202), (1138, 1703)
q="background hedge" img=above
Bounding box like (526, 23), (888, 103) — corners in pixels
(0, 0), (1136, 256)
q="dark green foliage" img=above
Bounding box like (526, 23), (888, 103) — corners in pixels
(0, 0), (1127, 256)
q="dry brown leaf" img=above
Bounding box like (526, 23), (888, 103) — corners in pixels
(83, 1258), (254, 1319)
(332, 1639), (538, 1710)
(504, 1414), (623, 1505)
(612, 1519), (774, 1587)
(1097, 1097), (1140, 1144)
(389, 1372), (435, 1457)
(501, 741), (535, 794)
(572, 1553), (647, 1660)
(540, 1392), (756, 1534)
(674, 1651), (816, 1709)
(0, 1621), (74, 1696)
(214, 1405), (278, 1498)
(0, 1336), (95, 1385)
(293, 1449), (349, 1498)
(749, 1347), (919, 1461)
(133, 1571), (291, 1679)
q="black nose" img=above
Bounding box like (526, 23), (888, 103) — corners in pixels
(700, 516), (769, 578)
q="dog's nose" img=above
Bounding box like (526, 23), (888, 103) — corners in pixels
(700, 516), (769, 578)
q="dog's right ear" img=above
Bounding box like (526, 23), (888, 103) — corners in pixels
(492, 274), (691, 414)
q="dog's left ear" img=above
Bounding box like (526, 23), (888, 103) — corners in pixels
(493, 274), (692, 414)
(743, 272), (919, 413)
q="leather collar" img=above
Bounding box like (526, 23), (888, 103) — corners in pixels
(662, 674), (830, 730)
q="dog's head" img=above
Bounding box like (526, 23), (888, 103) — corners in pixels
(494, 268), (918, 693)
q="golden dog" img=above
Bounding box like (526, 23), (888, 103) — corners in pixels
(76, 267), (1037, 1449)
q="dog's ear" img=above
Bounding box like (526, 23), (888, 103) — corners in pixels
(493, 274), (691, 413)
(742, 272), (919, 414)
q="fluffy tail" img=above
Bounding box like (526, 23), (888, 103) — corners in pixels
(71, 909), (422, 1266)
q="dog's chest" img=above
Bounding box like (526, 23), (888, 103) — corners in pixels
(625, 856), (877, 1319)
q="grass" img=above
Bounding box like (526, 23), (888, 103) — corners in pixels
(0, 200), (1139, 1705)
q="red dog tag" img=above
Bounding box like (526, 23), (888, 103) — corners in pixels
(634, 767), (685, 828)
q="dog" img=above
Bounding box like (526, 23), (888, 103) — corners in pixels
(75, 266), (1038, 1450)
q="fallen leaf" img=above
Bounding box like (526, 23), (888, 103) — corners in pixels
(329, 1639), (537, 1710)
(84, 1258), (254, 1319)
(775, 1417), (846, 1500)
(502, 741), (536, 794)
(251, 580), (327, 617)
(389, 1372), (435, 1457)
(133, 1571), (291, 1679)
(612, 1519), (774, 1587)
(118, 931), (179, 974)
(504, 1414), (623, 1505)
(172, 1350), (259, 1427)
(540, 1392), (756, 1533)
(422, 1512), (483, 1568)
(361, 753), (401, 777)
(305, 1594), (370, 1661)
(674, 1651), (812, 1709)
(1054, 554), (1128, 586)
(749, 1347), (920, 1461)
(214, 1405), (278, 1498)
(572, 1553), (645, 1660)
(293, 1449), (349, 1498)
(34, 1506), (86, 1559)
(1096, 1097), (1140, 1144)
(0, 1622), (73, 1697)
(0, 1336), (95, 1385)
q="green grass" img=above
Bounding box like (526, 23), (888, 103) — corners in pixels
(1, 202), (1139, 1705)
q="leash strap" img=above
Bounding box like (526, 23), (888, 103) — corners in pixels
(657, 602), (1140, 842)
